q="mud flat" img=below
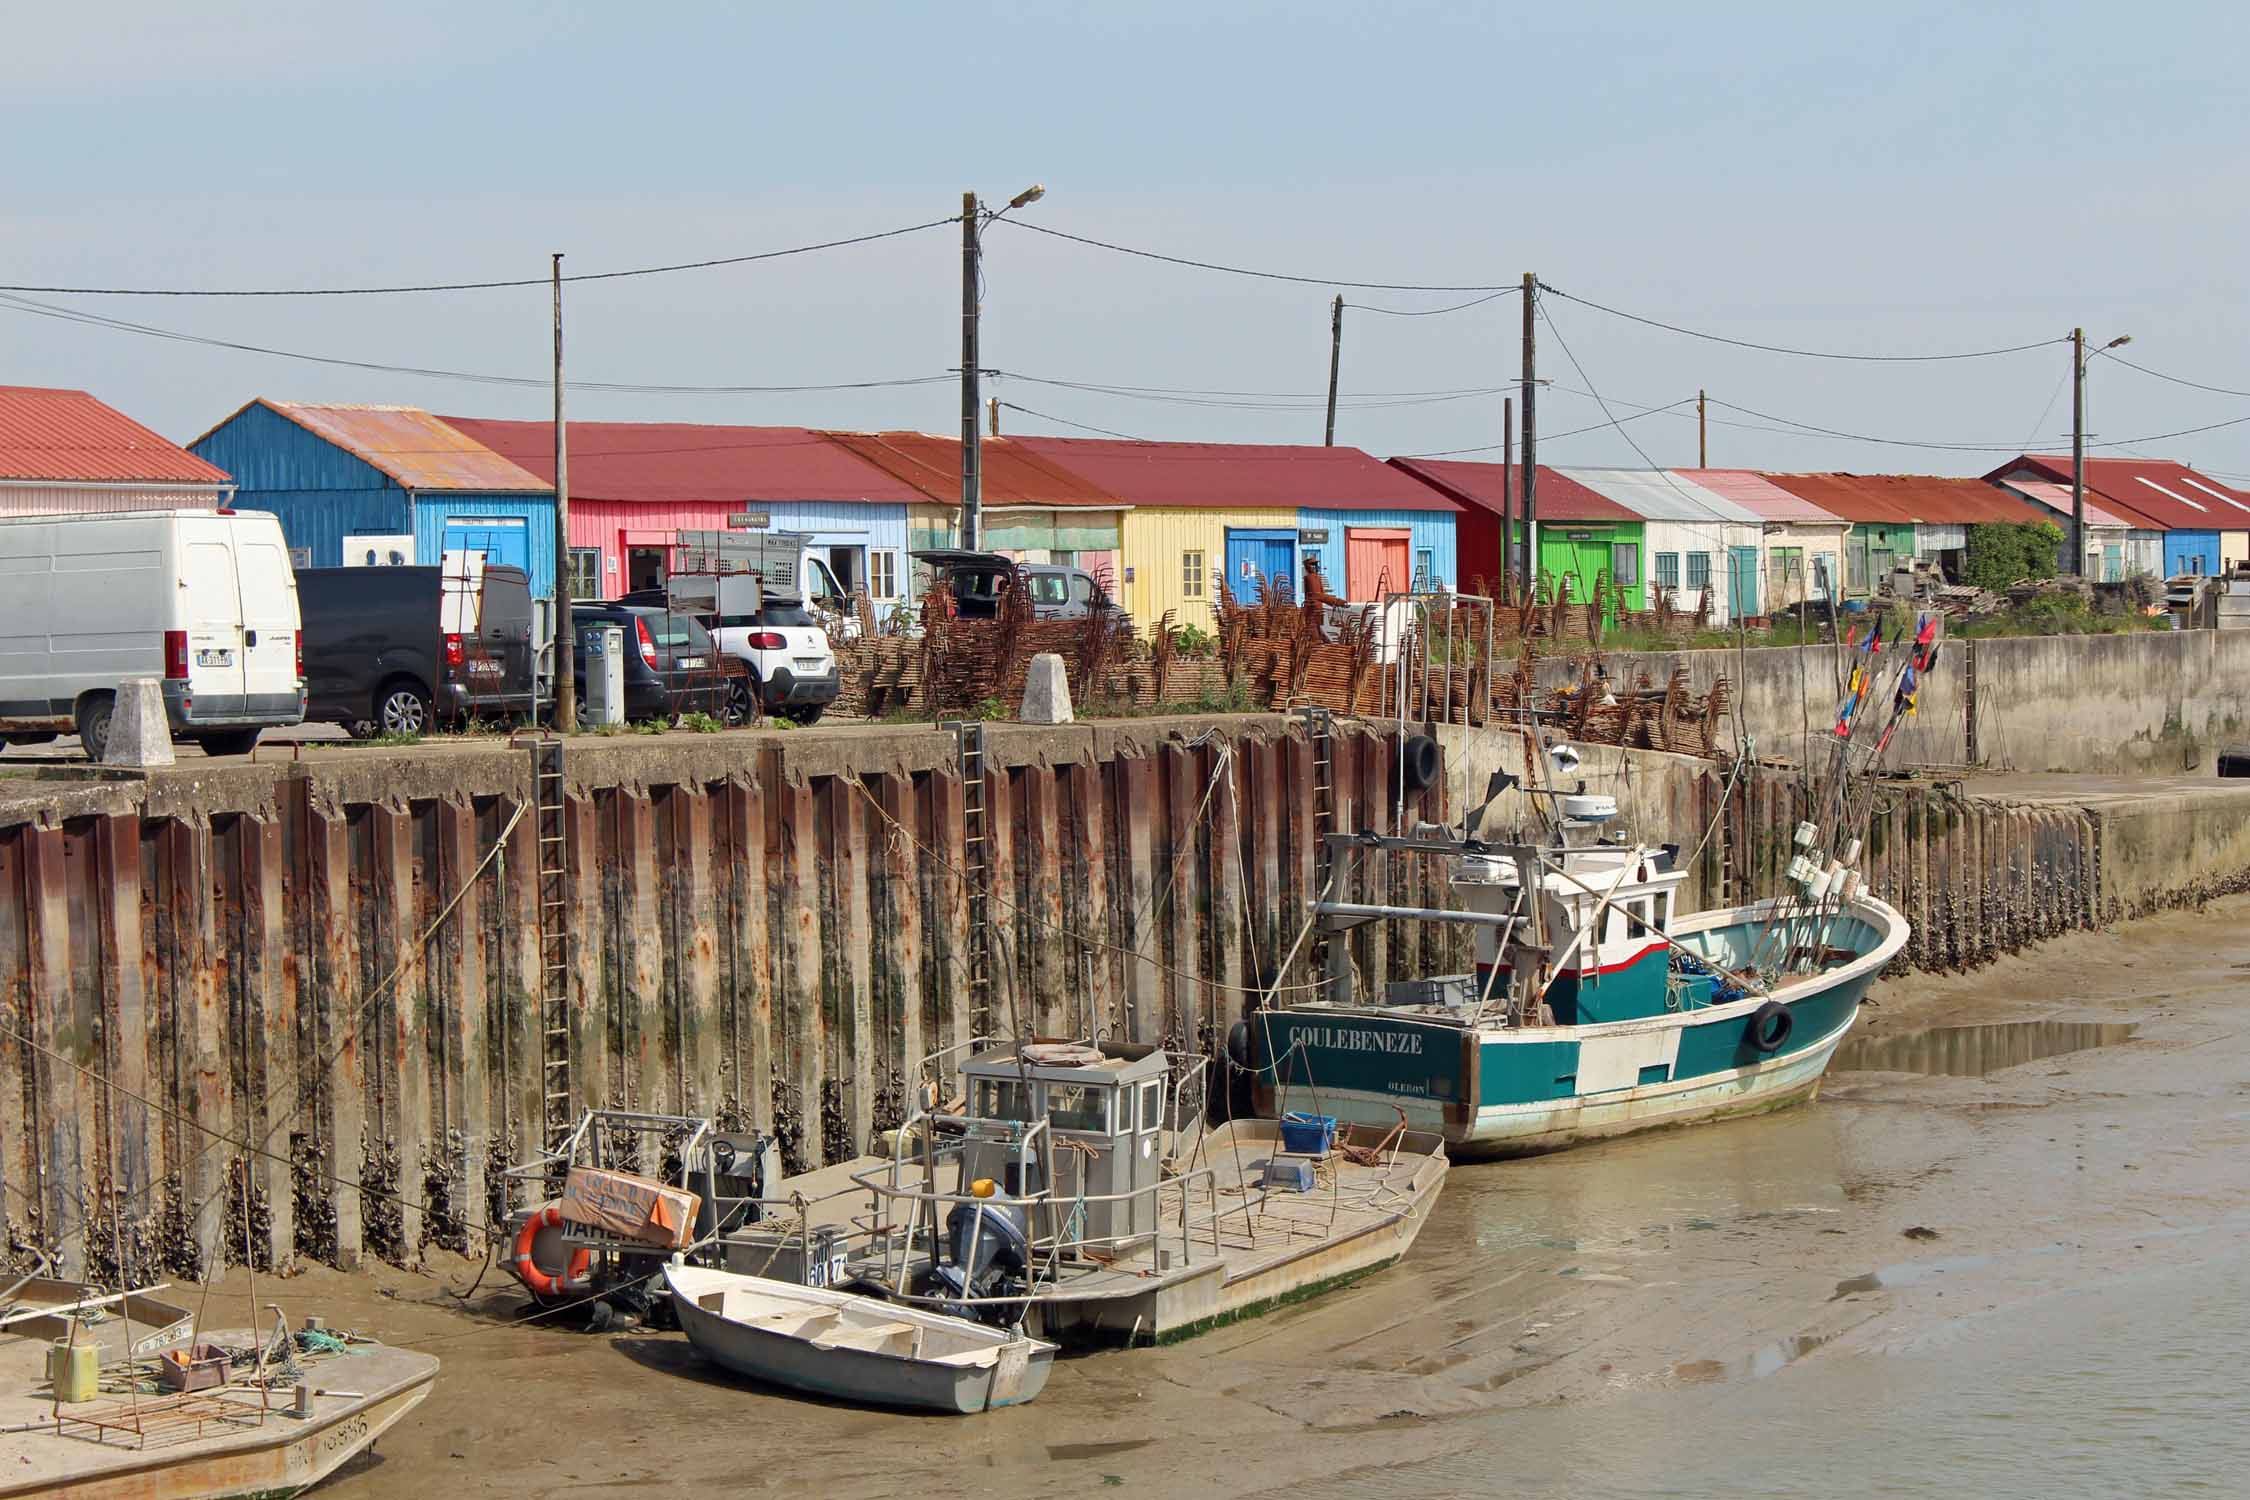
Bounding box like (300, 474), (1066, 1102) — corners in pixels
(148, 893), (2250, 1499)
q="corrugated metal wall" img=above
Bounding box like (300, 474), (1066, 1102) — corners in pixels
(1119, 507), (1278, 633)
(2164, 530), (2220, 576)
(568, 498), (911, 603)
(1537, 522), (1644, 616)
(0, 482), (230, 517)
(1640, 519), (1759, 622)
(1296, 507), (1456, 597)
(413, 494), (558, 598)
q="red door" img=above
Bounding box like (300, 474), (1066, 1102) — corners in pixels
(1344, 528), (1411, 601)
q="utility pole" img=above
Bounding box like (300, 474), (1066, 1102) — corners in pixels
(988, 396), (1001, 437)
(1521, 272), (1538, 592)
(1698, 388), (1708, 469)
(1324, 294), (1344, 446)
(961, 191), (983, 550)
(551, 252), (575, 733)
(1502, 396), (1515, 597)
(2070, 326), (2086, 577)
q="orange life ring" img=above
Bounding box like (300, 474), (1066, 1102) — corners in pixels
(511, 1204), (592, 1301)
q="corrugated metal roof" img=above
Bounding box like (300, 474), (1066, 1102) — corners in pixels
(1992, 478), (2157, 530)
(240, 402), (550, 493)
(1556, 467), (1763, 524)
(822, 432), (1125, 509)
(1989, 455), (2250, 529)
(1762, 473), (2032, 526)
(1385, 458), (1638, 521)
(1671, 468), (1846, 524)
(444, 417), (926, 507)
(0, 385), (233, 484)
(1012, 437), (1454, 511)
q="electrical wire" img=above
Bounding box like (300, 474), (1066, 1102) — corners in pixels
(998, 371), (1511, 412)
(1343, 288), (1519, 317)
(1537, 294), (1707, 502)
(0, 291), (951, 396)
(2095, 349), (2250, 400)
(996, 401), (1151, 441)
(1537, 280), (2069, 363)
(988, 218), (1517, 292)
(0, 217), (960, 297)
(1396, 400), (1693, 458)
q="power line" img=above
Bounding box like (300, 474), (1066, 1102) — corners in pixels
(986, 218), (1517, 292)
(996, 400), (1151, 442)
(0, 291), (952, 396)
(1702, 395), (2050, 452)
(1397, 400), (1692, 458)
(1343, 288), (1519, 317)
(1536, 280), (2069, 363)
(2096, 350), (2250, 400)
(1000, 370), (1511, 411)
(1537, 295), (1705, 499)
(0, 217), (960, 297)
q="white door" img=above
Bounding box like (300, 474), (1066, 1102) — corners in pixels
(179, 525), (248, 709)
(233, 525), (301, 710)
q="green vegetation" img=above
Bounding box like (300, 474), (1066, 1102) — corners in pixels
(1170, 623), (1216, 659)
(973, 696), (1009, 721)
(630, 718), (670, 735)
(365, 730), (422, 747)
(679, 711), (725, 734)
(1960, 520), (2063, 591)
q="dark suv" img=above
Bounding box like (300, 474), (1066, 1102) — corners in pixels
(570, 603), (744, 723)
(910, 549), (1119, 622)
(298, 565), (537, 737)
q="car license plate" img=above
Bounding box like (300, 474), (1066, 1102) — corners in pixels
(195, 649), (233, 667)
(467, 658), (501, 676)
(677, 655), (707, 669)
(794, 657), (824, 671)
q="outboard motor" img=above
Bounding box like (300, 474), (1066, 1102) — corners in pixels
(922, 1161), (1040, 1324)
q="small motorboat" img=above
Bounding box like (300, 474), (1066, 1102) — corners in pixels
(663, 1265), (1054, 1414)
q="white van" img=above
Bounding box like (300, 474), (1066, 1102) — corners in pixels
(0, 509), (305, 758)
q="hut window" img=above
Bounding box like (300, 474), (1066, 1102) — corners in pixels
(1415, 548), (1436, 590)
(1654, 552), (1680, 589)
(1611, 543), (1639, 586)
(1686, 552), (1712, 591)
(870, 549), (899, 600)
(1047, 1084), (1113, 1135)
(1182, 550), (1205, 598)
(974, 1078), (1034, 1122)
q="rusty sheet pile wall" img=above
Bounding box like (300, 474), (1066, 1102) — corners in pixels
(0, 719), (1450, 1283)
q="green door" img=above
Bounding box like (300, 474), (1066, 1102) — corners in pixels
(1729, 545), (1760, 619)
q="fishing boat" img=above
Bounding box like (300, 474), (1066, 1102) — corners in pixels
(664, 1265), (1054, 1413)
(0, 1279), (436, 1500)
(1246, 620), (1935, 1158)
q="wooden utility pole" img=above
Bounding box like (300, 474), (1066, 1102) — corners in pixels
(1502, 396), (1515, 597)
(988, 396), (1001, 437)
(2070, 327), (2086, 577)
(1698, 388), (1708, 469)
(961, 191), (983, 549)
(1520, 273), (1538, 591)
(1324, 294), (1344, 446)
(551, 252), (575, 732)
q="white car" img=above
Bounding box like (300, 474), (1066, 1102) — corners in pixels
(710, 600), (839, 725)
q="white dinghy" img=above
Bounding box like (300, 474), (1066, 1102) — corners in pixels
(663, 1265), (1054, 1414)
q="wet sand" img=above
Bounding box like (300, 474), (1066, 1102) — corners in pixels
(180, 895), (2250, 1498)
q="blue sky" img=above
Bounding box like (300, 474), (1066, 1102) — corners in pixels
(6, 1), (2247, 478)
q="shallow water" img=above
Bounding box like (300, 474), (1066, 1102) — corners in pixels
(1253, 1245), (2250, 1499)
(1833, 1018), (2137, 1077)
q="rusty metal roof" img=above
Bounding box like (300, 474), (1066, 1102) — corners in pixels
(0, 385), (233, 484)
(1012, 437), (1454, 511)
(823, 432), (1127, 508)
(1990, 477), (2160, 531)
(1386, 459), (1638, 521)
(1986, 455), (2250, 530)
(259, 402), (550, 492)
(444, 417), (926, 506)
(1762, 472), (2033, 526)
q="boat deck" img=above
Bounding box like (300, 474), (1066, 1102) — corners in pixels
(0, 1298), (438, 1500)
(754, 1119), (1446, 1344)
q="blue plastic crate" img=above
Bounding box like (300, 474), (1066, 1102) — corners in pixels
(1279, 1112), (1338, 1156)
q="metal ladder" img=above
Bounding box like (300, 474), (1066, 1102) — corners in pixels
(1301, 706), (1337, 995)
(526, 736), (574, 1147)
(946, 721), (994, 1031)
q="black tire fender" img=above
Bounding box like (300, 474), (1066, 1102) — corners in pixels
(1746, 999), (1794, 1054)
(1401, 733), (1441, 792)
(1226, 1020), (1254, 1071)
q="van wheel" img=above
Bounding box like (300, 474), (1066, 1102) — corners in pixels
(781, 705), (825, 726)
(196, 729), (262, 758)
(75, 694), (115, 762)
(375, 682), (431, 737)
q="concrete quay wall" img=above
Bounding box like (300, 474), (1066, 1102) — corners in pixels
(0, 718), (1451, 1282)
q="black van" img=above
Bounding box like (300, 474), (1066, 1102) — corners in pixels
(297, 565), (538, 736)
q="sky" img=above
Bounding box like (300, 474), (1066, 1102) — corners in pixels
(6, 1), (2249, 480)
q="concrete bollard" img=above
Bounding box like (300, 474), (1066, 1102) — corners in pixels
(1020, 653), (1074, 725)
(102, 679), (175, 768)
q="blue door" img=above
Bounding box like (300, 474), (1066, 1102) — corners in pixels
(1224, 528), (1298, 604)
(1728, 545), (1760, 619)
(443, 517), (530, 573)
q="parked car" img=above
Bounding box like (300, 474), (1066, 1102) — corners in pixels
(297, 565), (537, 737)
(570, 603), (742, 723)
(910, 549), (1117, 623)
(620, 584), (839, 725)
(0, 508), (304, 759)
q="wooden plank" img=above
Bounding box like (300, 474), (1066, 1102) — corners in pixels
(1116, 756), (1160, 1045)
(168, 819), (228, 1272)
(983, 764), (1018, 1040)
(22, 828), (80, 1274)
(722, 777), (773, 1134)
(925, 769), (972, 1064)
(433, 801), (487, 1252)
(613, 790), (660, 1114)
(239, 813), (294, 1268)
(303, 804), (361, 1267)
(1209, 745), (1247, 1052)
(1064, 762), (1110, 1043)
(671, 787), (722, 1122)
(873, 773), (924, 1129)
(565, 793), (607, 1123)
(1358, 730), (1392, 987)
(827, 778), (874, 1155)
(93, 813), (154, 1261)
(1159, 743), (1198, 1049)
(369, 805), (426, 1260)
(1018, 764), (1064, 1037)
(774, 777), (826, 1172)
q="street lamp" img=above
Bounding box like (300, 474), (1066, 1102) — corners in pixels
(961, 184), (1046, 550)
(2070, 330), (2131, 576)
